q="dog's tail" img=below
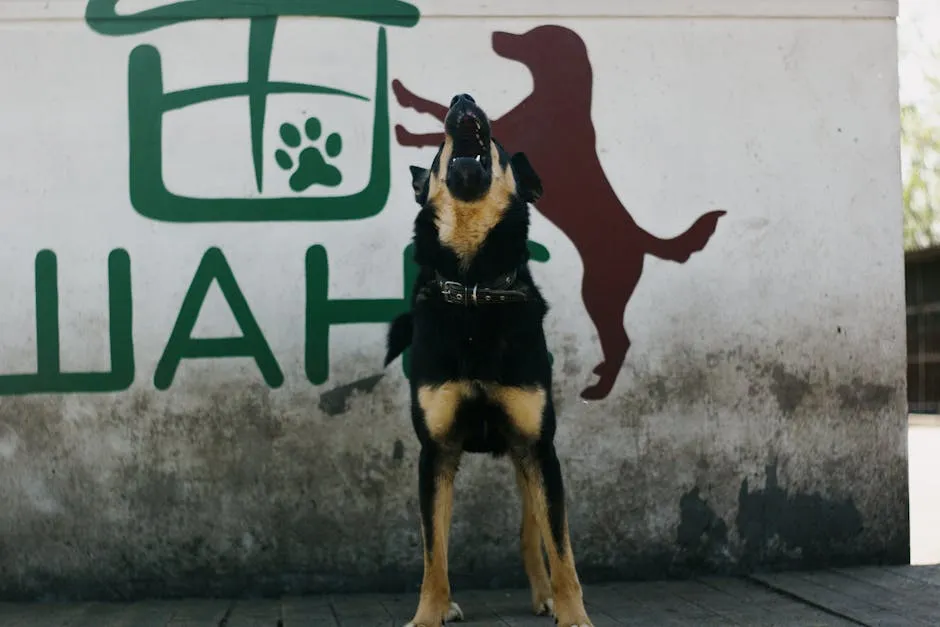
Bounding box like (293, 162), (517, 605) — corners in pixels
(384, 312), (413, 366)
(644, 210), (727, 264)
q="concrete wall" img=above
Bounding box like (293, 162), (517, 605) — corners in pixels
(0, 0), (908, 600)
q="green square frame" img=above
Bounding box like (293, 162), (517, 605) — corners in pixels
(127, 26), (392, 223)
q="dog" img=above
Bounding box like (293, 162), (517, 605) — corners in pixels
(384, 93), (593, 627)
(393, 25), (726, 401)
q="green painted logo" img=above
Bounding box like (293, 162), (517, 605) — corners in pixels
(0, 1), (556, 397)
(85, 0), (420, 222)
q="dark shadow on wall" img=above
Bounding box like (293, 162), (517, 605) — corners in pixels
(677, 487), (730, 570)
(736, 463), (864, 569)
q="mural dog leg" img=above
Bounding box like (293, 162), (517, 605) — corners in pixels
(577, 205), (725, 400)
(394, 79), (449, 121)
(393, 79), (446, 147)
(579, 257), (642, 400)
(387, 92), (593, 625)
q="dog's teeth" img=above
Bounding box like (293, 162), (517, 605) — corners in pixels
(475, 154), (481, 162)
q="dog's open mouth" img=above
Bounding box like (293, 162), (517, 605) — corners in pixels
(442, 95), (493, 200)
(450, 113), (489, 166)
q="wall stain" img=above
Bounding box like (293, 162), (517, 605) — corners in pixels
(318, 374), (384, 416)
(676, 486), (729, 569)
(558, 333), (582, 378)
(0, 338), (907, 601)
(836, 378), (895, 412)
(766, 364), (811, 415)
(736, 463), (864, 568)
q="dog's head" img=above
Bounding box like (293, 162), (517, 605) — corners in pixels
(410, 93), (542, 210)
(492, 25), (588, 75)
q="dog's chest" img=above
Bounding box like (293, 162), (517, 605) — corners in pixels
(434, 198), (506, 266)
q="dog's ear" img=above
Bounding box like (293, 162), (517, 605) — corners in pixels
(510, 152), (542, 203)
(409, 165), (430, 205)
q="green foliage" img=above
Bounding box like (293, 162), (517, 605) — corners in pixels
(900, 13), (940, 252)
(902, 97), (940, 250)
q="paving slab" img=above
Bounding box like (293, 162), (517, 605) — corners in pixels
(1, 567), (939, 626)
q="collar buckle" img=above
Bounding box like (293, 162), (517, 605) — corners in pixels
(440, 280), (469, 305)
(434, 271), (527, 306)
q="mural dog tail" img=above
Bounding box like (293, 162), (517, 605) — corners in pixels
(643, 209), (727, 263)
(384, 312), (413, 366)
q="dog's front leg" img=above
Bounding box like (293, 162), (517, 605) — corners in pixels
(516, 446), (593, 627)
(392, 79), (449, 121)
(396, 125), (446, 148)
(407, 443), (463, 627)
(391, 79), (447, 148)
(407, 383), (468, 627)
(514, 462), (554, 616)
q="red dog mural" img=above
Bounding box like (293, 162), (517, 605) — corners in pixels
(393, 25), (726, 400)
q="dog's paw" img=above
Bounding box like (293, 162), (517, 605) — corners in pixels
(580, 383), (610, 400)
(553, 603), (592, 627)
(404, 601), (463, 627)
(533, 597), (553, 616)
(391, 79), (408, 102)
(395, 124), (409, 143)
(445, 601), (463, 622)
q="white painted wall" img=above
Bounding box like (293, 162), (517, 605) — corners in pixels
(0, 0), (907, 600)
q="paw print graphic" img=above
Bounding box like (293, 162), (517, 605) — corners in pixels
(275, 117), (343, 192)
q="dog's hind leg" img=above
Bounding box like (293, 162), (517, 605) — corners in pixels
(516, 444), (593, 627)
(497, 389), (592, 626)
(579, 260), (639, 400)
(493, 387), (551, 614)
(514, 461), (554, 616)
(392, 80), (448, 121)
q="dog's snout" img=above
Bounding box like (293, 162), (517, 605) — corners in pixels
(447, 94), (482, 121)
(444, 93), (490, 144)
(450, 93), (476, 108)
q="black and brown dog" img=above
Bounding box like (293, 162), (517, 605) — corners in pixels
(384, 94), (592, 627)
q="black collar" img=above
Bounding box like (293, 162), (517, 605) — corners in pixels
(427, 269), (529, 306)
